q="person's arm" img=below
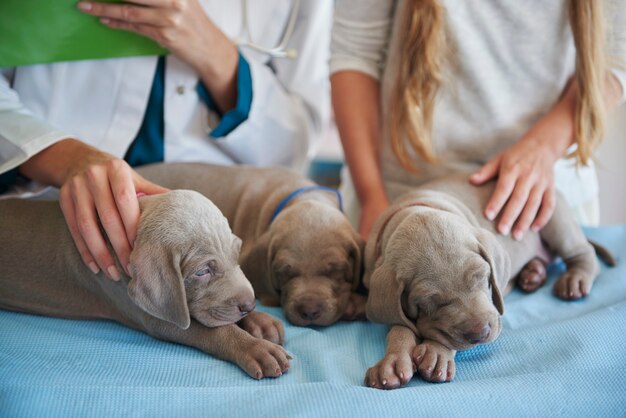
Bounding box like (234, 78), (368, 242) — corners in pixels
(0, 69), (70, 175)
(79, 0), (332, 170)
(332, 72), (388, 238)
(330, 0), (395, 238)
(470, 73), (624, 240)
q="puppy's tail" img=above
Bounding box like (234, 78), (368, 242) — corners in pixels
(588, 240), (617, 267)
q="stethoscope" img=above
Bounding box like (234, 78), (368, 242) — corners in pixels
(233, 0), (300, 59)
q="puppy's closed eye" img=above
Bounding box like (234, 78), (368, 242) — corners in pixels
(321, 260), (351, 281)
(274, 263), (299, 284)
(187, 260), (222, 281)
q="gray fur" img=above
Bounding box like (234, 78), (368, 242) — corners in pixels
(0, 190), (289, 379)
(137, 162), (366, 326)
(364, 173), (601, 386)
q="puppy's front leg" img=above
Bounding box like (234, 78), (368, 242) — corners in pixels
(238, 311), (285, 345)
(365, 325), (418, 389)
(148, 320), (290, 379)
(412, 339), (456, 383)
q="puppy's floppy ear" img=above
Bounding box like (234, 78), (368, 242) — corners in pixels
(349, 232), (365, 290)
(365, 262), (417, 333)
(128, 246), (191, 329)
(476, 229), (511, 315)
(240, 232), (279, 299)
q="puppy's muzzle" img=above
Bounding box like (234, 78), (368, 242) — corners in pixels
(238, 299), (257, 316)
(462, 322), (492, 345)
(296, 298), (327, 321)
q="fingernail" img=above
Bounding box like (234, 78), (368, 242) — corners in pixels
(77, 2), (92, 11)
(100, 18), (110, 24)
(136, 192), (146, 198)
(531, 225), (540, 232)
(486, 210), (496, 221)
(499, 225), (510, 236)
(107, 265), (121, 281)
(513, 230), (523, 241)
(88, 262), (100, 274)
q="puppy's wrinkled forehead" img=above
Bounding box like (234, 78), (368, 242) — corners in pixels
(389, 210), (478, 278)
(139, 190), (234, 255)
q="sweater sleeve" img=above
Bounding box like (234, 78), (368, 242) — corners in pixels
(330, 0), (396, 80)
(608, 0), (626, 104)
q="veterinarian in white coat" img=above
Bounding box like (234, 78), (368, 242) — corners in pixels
(0, 0), (332, 281)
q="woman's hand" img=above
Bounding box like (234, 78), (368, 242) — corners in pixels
(77, 0), (239, 111)
(19, 139), (169, 280)
(469, 76), (586, 240)
(469, 135), (559, 241)
(78, 0), (215, 70)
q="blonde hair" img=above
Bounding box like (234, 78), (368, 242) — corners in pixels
(389, 0), (607, 171)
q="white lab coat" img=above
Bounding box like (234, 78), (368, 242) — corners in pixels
(0, 0), (332, 187)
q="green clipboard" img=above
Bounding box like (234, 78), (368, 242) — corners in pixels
(0, 0), (167, 68)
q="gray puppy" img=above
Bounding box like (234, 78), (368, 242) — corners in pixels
(363, 173), (611, 387)
(0, 190), (289, 379)
(137, 163), (366, 327)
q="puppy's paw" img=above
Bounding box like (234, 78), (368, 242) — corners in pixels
(238, 311), (285, 345)
(364, 351), (414, 390)
(237, 338), (291, 380)
(412, 341), (455, 383)
(517, 257), (547, 293)
(553, 269), (594, 300)
(342, 292), (367, 321)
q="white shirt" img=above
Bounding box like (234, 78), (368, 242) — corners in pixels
(0, 0), (332, 188)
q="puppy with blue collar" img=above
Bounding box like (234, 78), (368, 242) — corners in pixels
(138, 162), (367, 327)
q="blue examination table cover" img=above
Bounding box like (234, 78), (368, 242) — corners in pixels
(1, 226), (625, 417)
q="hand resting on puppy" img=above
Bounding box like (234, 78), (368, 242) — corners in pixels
(363, 173), (613, 387)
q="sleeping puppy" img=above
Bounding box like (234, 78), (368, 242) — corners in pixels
(363, 173), (612, 387)
(137, 163), (366, 327)
(0, 190), (289, 379)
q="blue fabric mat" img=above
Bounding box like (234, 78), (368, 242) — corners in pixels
(1, 226), (625, 417)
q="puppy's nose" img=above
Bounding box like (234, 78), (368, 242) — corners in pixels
(238, 299), (256, 316)
(463, 323), (491, 344)
(296, 301), (323, 321)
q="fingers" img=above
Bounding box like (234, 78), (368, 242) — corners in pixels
(59, 185), (100, 275)
(78, 1), (173, 27)
(88, 166), (132, 279)
(70, 173), (121, 280)
(134, 173), (170, 195)
(510, 186), (543, 240)
(469, 155), (500, 185)
(109, 162), (140, 251)
(484, 171), (516, 224)
(61, 157), (148, 280)
(531, 186), (556, 232)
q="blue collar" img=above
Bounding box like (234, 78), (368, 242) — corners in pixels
(270, 185), (343, 223)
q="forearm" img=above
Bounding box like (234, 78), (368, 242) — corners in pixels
(18, 138), (109, 187)
(193, 25), (239, 113)
(526, 71), (623, 160)
(331, 71), (387, 205)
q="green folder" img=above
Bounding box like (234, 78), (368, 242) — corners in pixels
(0, 0), (167, 68)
